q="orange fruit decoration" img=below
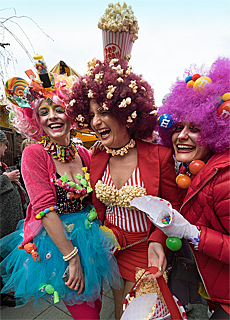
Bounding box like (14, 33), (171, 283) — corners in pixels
(189, 160), (205, 175)
(176, 174), (191, 189)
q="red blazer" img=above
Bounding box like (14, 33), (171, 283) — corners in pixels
(90, 139), (180, 247)
(180, 151), (230, 305)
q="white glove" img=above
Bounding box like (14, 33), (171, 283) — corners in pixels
(130, 196), (198, 240)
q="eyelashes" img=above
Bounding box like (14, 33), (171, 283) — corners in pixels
(39, 106), (65, 116)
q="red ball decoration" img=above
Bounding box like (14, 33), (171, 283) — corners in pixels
(192, 74), (200, 82)
(176, 174), (191, 188)
(217, 101), (230, 119)
(189, 160), (205, 175)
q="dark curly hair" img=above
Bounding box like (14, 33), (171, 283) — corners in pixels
(157, 57), (230, 154)
(65, 58), (157, 140)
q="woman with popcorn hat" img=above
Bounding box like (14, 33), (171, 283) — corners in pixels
(65, 57), (181, 319)
(0, 68), (122, 319)
(154, 57), (230, 319)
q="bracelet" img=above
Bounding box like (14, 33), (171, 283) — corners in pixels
(63, 247), (78, 261)
(35, 206), (58, 220)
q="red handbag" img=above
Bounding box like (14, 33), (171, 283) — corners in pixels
(122, 266), (186, 320)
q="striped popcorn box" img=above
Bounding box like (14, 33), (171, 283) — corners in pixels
(102, 30), (133, 61)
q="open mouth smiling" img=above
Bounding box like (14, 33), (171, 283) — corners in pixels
(177, 144), (196, 152)
(97, 128), (111, 139)
(49, 123), (64, 130)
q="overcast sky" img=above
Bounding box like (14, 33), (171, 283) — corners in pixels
(1, 0), (230, 106)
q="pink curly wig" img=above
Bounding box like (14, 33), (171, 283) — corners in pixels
(157, 57), (230, 154)
(6, 74), (74, 141)
(65, 59), (157, 140)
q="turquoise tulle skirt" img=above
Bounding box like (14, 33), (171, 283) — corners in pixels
(0, 205), (122, 308)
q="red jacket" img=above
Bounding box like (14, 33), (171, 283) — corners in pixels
(180, 151), (230, 305)
(90, 139), (180, 246)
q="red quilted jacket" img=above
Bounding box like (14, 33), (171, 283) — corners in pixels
(180, 151), (230, 304)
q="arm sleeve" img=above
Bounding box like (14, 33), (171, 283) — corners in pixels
(148, 147), (180, 251)
(198, 168), (230, 264)
(21, 145), (57, 215)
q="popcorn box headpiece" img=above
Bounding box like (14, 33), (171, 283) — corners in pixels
(98, 2), (139, 61)
(102, 30), (133, 61)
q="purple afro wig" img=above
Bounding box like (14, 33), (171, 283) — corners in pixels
(157, 57), (230, 154)
(65, 58), (157, 140)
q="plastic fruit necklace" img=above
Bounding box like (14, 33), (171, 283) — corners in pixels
(176, 160), (205, 189)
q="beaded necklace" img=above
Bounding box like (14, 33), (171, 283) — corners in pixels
(104, 138), (136, 156)
(176, 160), (205, 188)
(39, 136), (78, 163)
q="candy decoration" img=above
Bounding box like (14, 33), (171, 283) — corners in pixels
(185, 76), (192, 83)
(18, 242), (40, 261)
(217, 100), (230, 119)
(192, 74), (200, 82)
(166, 237), (182, 251)
(39, 284), (60, 304)
(186, 80), (194, 88)
(193, 76), (212, 92)
(5, 77), (29, 106)
(222, 92), (230, 101)
(162, 216), (171, 225)
(176, 174), (191, 189)
(189, 160), (205, 175)
(158, 113), (173, 129)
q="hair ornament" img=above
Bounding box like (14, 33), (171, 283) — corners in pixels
(118, 97), (131, 108)
(75, 114), (85, 123)
(131, 111), (137, 119)
(88, 89), (94, 98)
(217, 92), (230, 119)
(157, 113), (173, 129)
(94, 71), (104, 83)
(112, 64), (124, 75)
(125, 65), (132, 77)
(149, 110), (157, 115)
(107, 85), (117, 99)
(87, 57), (97, 72)
(185, 73), (212, 92)
(109, 58), (119, 67)
(129, 80), (138, 93)
(102, 102), (109, 110)
(69, 99), (76, 107)
(117, 77), (124, 83)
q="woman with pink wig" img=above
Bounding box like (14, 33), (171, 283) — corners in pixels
(147, 57), (230, 319)
(0, 72), (122, 319)
(65, 58), (181, 319)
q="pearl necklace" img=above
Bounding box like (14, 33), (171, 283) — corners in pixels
(104, 139), (136, 156)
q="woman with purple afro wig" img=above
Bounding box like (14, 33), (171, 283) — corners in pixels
(155, 57), (230, 319)
(66, 57), (181, 319)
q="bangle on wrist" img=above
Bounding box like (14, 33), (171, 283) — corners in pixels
(63, 247), (78, 261)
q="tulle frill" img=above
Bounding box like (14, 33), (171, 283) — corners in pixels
(0, 205), (122, 308)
